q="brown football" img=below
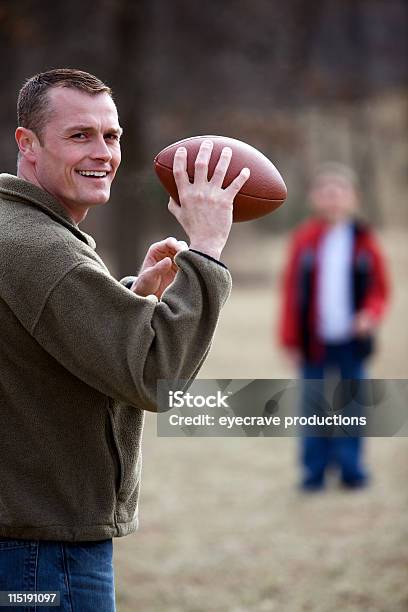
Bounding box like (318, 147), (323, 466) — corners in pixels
(153, 135), (287, 222)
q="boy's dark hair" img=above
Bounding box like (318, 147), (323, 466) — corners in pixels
(17, 68), (113, 144)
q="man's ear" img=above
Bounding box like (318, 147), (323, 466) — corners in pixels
(15, 127), (40, 163)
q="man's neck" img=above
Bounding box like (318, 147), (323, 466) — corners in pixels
(17, 166), (87, 225)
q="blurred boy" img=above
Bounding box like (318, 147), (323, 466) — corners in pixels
(278, 163), (390, 490)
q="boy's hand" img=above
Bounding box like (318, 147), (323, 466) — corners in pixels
(353, 310), (376, 336)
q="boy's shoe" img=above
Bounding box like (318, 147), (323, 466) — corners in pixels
(340, 476), (369, 490)
(299, 478), (325, 492)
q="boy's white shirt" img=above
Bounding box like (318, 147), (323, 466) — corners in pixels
(316, 222), (354, 342)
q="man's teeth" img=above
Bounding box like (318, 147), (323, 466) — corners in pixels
(78, 170), (107, 177)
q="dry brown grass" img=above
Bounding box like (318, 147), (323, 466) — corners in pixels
(113, 230), (408, 612)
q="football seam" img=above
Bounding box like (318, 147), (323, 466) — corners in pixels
(155, 135), (224, 156)
(154, 161), (286, 202)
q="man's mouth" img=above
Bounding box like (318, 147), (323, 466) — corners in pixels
(76, 170), (109, 178)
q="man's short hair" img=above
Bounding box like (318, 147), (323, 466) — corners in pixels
(17, 68), (113, 144)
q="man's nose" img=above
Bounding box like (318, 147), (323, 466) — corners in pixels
(90, 136), (112, 161)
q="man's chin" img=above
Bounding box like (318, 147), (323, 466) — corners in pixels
(80, 190), (111, 207)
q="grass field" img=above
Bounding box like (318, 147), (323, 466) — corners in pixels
(113, 230), (408, 612)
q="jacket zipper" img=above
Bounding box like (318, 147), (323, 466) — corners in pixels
(106, 401), (123, 498)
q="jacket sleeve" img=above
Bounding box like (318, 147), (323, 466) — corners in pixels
(278, 233), (301, 349)
(31, 249), (231, 412)
(360, 233), (390, 322)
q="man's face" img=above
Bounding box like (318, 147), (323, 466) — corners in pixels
(309, 173), (358, 223)
(31, 87), (122, 217)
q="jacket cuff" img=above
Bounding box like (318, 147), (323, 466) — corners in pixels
(119, 276), (158, 303)
(188, 249), (228, 270)
(119, 275), (138, 289)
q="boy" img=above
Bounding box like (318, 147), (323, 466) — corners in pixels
(279, 163), (389, 490)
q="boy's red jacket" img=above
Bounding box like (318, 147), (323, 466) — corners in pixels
(278, 218), (390, 362)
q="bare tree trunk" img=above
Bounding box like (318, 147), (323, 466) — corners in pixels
(110, 0), (151, 276)
(346, 0), (381, 224)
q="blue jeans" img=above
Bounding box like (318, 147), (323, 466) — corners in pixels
(300, 341), (369, 489)
(0, 538), (116, 611)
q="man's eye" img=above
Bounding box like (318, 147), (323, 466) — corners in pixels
(106, 134), (120, 141)
(72, 133), (87, 140)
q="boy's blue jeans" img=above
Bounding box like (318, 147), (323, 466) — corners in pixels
(300, 341), (369, 489)
(0, 538), (115, 611)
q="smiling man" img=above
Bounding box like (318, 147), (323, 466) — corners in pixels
(17, 85), (123, 222)
(0, 69), (249, 610)
(16, 83), (124, 226)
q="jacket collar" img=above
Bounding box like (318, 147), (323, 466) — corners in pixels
(0, 173), (96, 250)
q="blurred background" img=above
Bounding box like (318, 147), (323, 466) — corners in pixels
(1, 1), (407, 610)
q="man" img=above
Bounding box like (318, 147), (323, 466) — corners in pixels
(0, 69), (249, 609)
(278, 163), (389, 491)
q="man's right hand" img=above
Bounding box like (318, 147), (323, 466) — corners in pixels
(168, 139), (250, 260)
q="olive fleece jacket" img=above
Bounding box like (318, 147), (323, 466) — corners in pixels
(0, 173), (231, 541)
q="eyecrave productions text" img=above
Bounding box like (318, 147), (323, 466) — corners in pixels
(168, 390), (230, 409)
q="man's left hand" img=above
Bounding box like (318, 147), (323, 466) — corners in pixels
(131, 237), (188, 298)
